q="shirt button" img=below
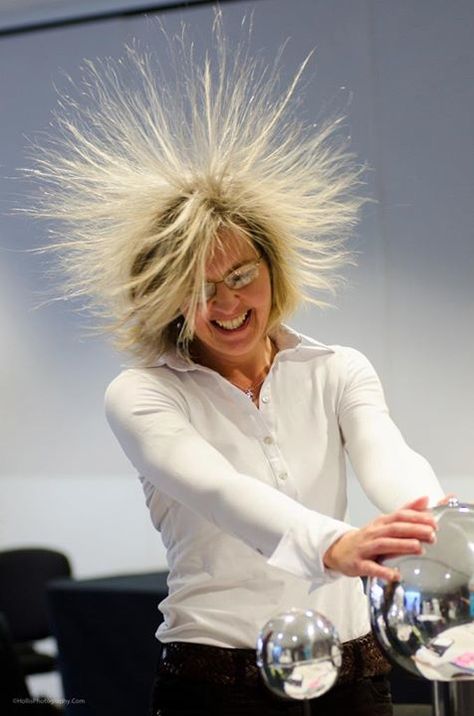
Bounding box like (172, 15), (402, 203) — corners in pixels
(263, 436), (273, 445)
(261, 395), (269, 404)
(278, 472), (288, 481)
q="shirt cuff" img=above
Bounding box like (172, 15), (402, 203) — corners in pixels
(266, 510), (356, 590)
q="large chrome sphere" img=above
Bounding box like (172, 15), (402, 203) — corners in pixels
(369, 500), (474, 681)
(256, 608), (342, 700)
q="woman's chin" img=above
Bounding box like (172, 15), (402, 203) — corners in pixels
(202, 329), (266, 366)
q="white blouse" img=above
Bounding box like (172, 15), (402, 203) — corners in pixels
(105, 325), (444, 646)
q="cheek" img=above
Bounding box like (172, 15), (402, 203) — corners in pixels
(253, 274), (272, 313)
(192, 306), (212, 337)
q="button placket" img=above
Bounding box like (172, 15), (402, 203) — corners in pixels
(249, 401), (296, 497)
(260, 435), (295, 496)
(258, 376), (271, 409)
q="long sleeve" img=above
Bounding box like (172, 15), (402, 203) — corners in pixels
(338, 348), (445, 511)
(105, 370), (352, 585)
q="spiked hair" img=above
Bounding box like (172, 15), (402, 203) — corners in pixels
(25, 16), (365, 365)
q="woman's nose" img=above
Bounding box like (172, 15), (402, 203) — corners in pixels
(211, 282), (241, 312)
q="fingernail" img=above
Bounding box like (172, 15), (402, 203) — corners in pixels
(430, 530), (436, 543)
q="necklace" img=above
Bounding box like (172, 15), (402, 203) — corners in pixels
(241, 373), (268, 401)
(232, 339), (277, 401)
(231, 363), (271, 402)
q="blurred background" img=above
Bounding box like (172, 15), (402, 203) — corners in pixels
(0, 0), (473, 707)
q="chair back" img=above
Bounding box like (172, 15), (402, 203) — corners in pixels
(0, 548), (72, 642)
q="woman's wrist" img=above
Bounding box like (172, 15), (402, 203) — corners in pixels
(323, 530), (357, 571)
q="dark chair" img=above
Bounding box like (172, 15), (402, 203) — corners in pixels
(0, 611), (61, 714)
(0, 548), (72, 676)
(0, 611), (30, 711)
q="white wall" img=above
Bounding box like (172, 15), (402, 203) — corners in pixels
(0, 475), (167, 577)
(1, 0), (473, 578)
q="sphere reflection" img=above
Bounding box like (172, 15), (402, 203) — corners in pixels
(369, 500), (474, 681)
(256, 608), (342, 699)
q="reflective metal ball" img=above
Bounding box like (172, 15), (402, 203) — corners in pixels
(368, 500), (474, 681)
(256, 608), (342, 699)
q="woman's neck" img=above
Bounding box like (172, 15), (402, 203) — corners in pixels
(192, 335), (277, 385)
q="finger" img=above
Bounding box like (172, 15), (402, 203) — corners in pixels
(380, 509), (437, 529)
(437, 493), (456, 506)
(362, 537), (424, 557)
(371, 522), (436, 543)
(400, 495), (430, 511)
(358, 559), (400, 582)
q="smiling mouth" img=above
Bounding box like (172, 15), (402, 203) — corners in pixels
(212, 310), (251, 332)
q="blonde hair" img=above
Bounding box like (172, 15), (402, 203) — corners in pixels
(25, 15), (366, 365)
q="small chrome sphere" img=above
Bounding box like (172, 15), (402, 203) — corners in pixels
(256, 608), (342, 700)
(368, 500), (474, 681)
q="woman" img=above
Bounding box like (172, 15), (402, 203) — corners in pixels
(28, 18), (445, 715)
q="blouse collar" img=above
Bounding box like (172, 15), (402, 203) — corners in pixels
(149, 324), (334, 373)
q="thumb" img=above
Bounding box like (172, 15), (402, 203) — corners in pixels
(401, 495), (430, 511)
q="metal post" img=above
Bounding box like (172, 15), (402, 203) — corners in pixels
(433, 681), (474, 716)
(450, 682), (474, 715)
(433, 682), (449, 716)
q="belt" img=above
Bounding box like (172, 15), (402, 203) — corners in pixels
(157, 632), (391, 687)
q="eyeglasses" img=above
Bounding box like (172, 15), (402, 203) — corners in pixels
(203, 257), (263, 301)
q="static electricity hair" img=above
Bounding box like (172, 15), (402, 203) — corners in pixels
(25, 15), (366, 365)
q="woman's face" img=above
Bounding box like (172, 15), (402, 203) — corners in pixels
(189, 230), (272, 371)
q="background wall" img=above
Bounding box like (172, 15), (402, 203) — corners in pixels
(1, 0), (473, 579)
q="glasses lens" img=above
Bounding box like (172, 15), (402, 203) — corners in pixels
(204, 282), (216, 301)
(225, 262), (259, 290)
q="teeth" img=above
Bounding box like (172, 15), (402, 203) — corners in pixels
(214, 311), (249, 330)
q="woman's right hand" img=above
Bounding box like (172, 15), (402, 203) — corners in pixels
(323, 496), (438, 581)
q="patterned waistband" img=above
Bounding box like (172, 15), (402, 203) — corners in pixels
(157, 632), (391, 687)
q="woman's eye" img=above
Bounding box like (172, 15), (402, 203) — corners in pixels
(229, 267), (253, 287)
(229, 272), (244, 286)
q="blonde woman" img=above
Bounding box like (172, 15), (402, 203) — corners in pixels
(28, 19), (445, 716)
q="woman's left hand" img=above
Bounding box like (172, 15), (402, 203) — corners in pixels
(322, 496), (438, 581)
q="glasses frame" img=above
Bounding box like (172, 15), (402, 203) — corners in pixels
(203, 256), (263, 301)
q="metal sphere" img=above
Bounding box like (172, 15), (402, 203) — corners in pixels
(256, 608), (342, 700)
(368, 500), (474, 681)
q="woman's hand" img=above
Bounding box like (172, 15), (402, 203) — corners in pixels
(323, 496), (438, 581)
